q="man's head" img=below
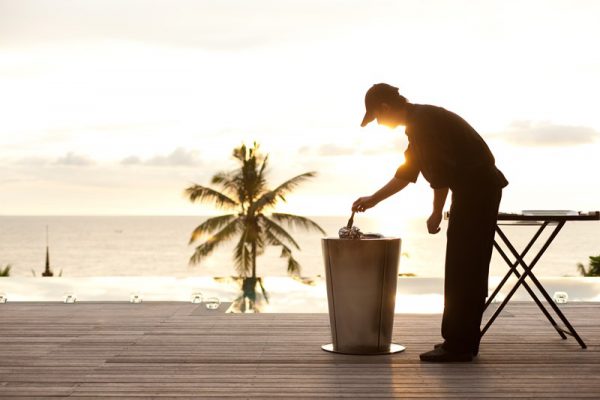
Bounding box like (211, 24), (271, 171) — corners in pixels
(360, 83), (408, 128)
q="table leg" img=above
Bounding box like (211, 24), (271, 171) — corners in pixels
(484, 222), (548, 310)
(495, 222), (587, 349)
(481, 221), (565, 338)
(489, 225), (567, 340)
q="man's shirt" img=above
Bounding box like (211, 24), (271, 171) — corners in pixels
(394, 104), (508, 191)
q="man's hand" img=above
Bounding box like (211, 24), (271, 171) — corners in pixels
(428, 187), (448, 234)
(352, 196), (378, 213)
(427, 211), (442, 234)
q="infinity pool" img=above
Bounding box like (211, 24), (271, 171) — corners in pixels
(2, 276), (600, 313)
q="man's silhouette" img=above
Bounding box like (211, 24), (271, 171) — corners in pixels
(353, 83), (508, 362)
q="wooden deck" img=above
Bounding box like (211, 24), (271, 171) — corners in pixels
(1, 302), (599, 398)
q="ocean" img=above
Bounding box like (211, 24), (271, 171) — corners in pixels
(0, 216), (598, 278)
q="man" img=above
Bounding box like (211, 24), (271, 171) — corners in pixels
(353, 83), (508, 362)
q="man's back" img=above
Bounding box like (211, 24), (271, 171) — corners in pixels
(405, 104), (508, 191)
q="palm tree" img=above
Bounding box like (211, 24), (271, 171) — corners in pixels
(185, 142), (325, 312)
(577, 255), (600, 277)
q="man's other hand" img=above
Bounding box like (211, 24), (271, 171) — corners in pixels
(427, 212), (442, 234)
(352, 196), (377, 213)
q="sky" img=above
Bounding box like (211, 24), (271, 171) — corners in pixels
(1, 0), (599, 217)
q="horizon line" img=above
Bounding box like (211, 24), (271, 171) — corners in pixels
(0, 214), (407, 218)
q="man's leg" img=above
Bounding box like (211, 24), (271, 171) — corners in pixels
(440, 187), (502, 354)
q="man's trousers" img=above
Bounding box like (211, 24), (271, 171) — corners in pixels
(441, 185), (502, 353)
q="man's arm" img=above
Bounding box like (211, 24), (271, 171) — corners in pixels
(427, 187), (449, 234)
(352, 142), (419, 213)
(352, 177), (410, 212)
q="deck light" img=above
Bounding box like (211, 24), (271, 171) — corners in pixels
(204, 297), (220, 310)
(63, 293), (77, 303)
(553, 291), (568, 304)
(190, 291), (203, 304)
(129, 293), (143, 303)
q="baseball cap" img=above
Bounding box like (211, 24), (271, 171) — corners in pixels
(360, 83), (400, 127)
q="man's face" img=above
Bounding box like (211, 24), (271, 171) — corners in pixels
(373, 103), (405, 128)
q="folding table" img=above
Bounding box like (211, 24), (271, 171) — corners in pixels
(481, 211), (600, 349)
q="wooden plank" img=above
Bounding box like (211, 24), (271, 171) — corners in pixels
(0, 302), (598, 398)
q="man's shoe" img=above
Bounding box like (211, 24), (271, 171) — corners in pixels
(434, 342), (479, 357)
(420, 347), (473, 362)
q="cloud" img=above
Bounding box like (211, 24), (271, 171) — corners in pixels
(500, 121), (599, 147)
(121, 147), (202, 167)
(317, 144), (356, 156)
(12, 152), (94, 166)
(120, 156), (142, 165)
(302, 137), (408, 157)
(54, 152), (95, 166)
(5, 151), (96, 169)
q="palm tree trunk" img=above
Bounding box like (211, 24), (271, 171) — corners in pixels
(251, 240), (257, 278)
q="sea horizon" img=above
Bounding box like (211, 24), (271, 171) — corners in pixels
(1, 215), (598, 279)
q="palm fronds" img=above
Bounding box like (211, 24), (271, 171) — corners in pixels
(271, 213), (326, 235)
(258, 155), (269, 181)
(259, 216), (301, 250)
(211, 171), (239, 195)
(262, 228), (302, 277)
(257, 277), (269, 303)
(189, 218), (242, 265)
(0, 264), (11, 277)
(270, 172), (317, 202)
(236, 142), (268, 203)
(185, 184), (239, 209)
(247, 190), (278, 215)
(281, 246), (301, 276)
(189, 214), (237, 244)
(577, 262), (587, 276)
(577, 255), (600, 277)
(247, 172), (317, 215)
(234, 233), (252, 276)
(590, 255), (600, 276)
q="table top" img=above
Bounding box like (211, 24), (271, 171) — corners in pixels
(497, 211), (600, 221)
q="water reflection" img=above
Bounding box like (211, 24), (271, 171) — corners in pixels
(217, 276), (317, 313)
